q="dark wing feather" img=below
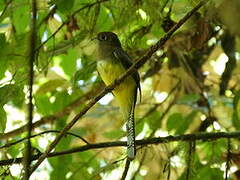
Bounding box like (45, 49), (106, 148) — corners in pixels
(113, 48), (142, 103)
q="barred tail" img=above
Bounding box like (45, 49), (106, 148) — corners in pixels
(126, 105), (136, 160)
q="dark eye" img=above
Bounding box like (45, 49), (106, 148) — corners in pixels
(99, 34), (107, 41)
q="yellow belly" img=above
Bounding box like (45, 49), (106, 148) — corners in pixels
(97, 61), (136, 118)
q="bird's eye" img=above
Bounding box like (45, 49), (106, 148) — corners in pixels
(99, 34), (107, 41)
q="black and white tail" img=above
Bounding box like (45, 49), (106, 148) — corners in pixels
(126, 105), (136, 160)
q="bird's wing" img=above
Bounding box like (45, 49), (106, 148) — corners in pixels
(112, 48), (142, 103)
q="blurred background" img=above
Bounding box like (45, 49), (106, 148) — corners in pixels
(0, 0), (240, 179)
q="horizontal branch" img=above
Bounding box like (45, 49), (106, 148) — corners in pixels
(1, 131), (239, 166)
(0, 130), (88, 149)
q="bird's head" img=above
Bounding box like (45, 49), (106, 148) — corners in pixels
(95, 32), (122, 48)
(93, 32), (122, 60)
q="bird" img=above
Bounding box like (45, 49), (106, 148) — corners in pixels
(94, 32), (141, 160)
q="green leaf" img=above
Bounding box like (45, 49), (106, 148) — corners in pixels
(0, 33), (6, 48)
(96, 6), (114, 31)
(73, 58), (96, 86)
(59, 48), (78, 78)
(7, 144), (23, 158)
(12, 0), (30, 34)
(35, 94), (54, 115)
(55, 0), (75, 13)
(178, 94), (200, 104)
(36, 79), (68, 95)
(49, 136), (72, 180)
(11, 85), (24, 108)
(71, 127), (87, 137)
(136, 119), (145, 136)
(232, 111), (240, 129)
(103, 129), (124, 139)
(179, 165), (224, 180)
(199, 138), (227, 164)
(35, 91), (70, 116)
(51, 91), (71, 112)
(145, 111), (162, 131)
(232, 91), (240, 129)
(0, 84), (23, 107)
(176, 110), (198, 134)
(195, 166), (224, 180)
(0, 57), (7, 79)
(167, 113), (184, 131)
(70, 151), (100, 179)
(0, 85), (11, 105)
(0, 106), (6, 132)
(167, 111), (198, 134)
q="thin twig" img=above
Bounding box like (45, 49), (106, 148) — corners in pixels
(136, 81), (180, 126)
(1, 131), (239, 166)
(148, 86), (180, 138)
(121, 159), (131, 180)
(23, 0), (37, 179)
(130, 149), (147, 180)
(35, 0), (110, 52)
(71, 151), (103, 179)
(89, 158), (125, 179)
(225, 138), (231, 180)
(186, 141), (195, 180)
(0, 130), (89, 149)
(37, 6), (56, 28)
(29, 0), (209, 174)
(0, 0), (13, 19)
(167, 157), (171, 180)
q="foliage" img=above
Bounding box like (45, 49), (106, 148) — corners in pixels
(0, 0), (240, 179)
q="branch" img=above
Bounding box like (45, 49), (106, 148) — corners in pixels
(0, 130), (88, 149)
(130, 149), (147, 180)
(136, 80), (180, 126)
(121, 159), (131, 180)
(36, 0), (110, 52)
(225, 138), (231, 180)
(29, 0), (209, 174)
(186, 141), (195, 180)
(0, 131), (239, 166)
(0, 0), (13, 20)
(23, 0), (37, 179)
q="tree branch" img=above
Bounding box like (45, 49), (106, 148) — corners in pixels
(23, 0), (37, 179)
(36, 0), (110, 52)
(0, 130), (88, 149)
(29, 0), (209, 174)
(186, 141), (195, 180)
(121, 159), (131, 180)
(0, 0), (13, 20)
(0, 131), (239, 166)
(225, 138), (231, 180)
(130, 149), (147, 180)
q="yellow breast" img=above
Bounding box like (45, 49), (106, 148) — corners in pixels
(97, 61), (137, 118)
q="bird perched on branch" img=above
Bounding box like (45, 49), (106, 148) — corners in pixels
(93, 32), (141, 160)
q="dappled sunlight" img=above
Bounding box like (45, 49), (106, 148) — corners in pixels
(99, 93), (114, 105)
(154, 91), (168, 103)
(136, 9), (148, 20)
(4, 104), (26, 132)
(210, 53), (229, 75)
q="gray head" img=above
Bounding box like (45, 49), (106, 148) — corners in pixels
(96, 32), (122, 47)
(95, 32), (122, 60)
